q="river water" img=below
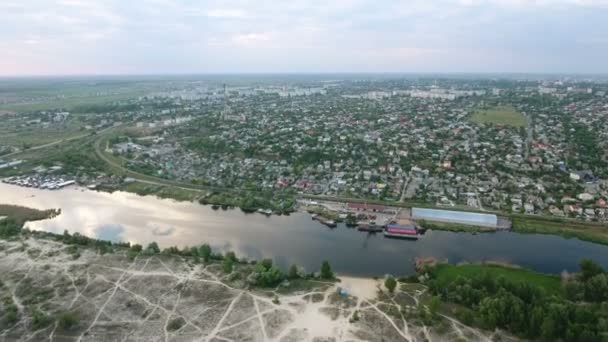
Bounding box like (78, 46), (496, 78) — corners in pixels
(2, 183), (607, 276)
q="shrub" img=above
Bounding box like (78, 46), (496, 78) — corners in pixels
(167, 317), (185, 331)
(222, 259), (234, 274)
(58, 312), (78, 330)
(30, 308), (52, 330)
(321, 261), (333, 279)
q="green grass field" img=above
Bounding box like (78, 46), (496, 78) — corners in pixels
(0, 93), (144, 113)
(431, 263), (562, 295)
(469, 105), (527, 127)
(512, 216), (608, 246)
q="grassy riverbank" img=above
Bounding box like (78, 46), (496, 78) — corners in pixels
(0, 205), (59, 225)
(416, 220), (497, 233)
(511, 215), (608, 246)
(427, 263), (562, 295)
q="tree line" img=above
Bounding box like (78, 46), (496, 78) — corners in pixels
(425, 260), (608, 341)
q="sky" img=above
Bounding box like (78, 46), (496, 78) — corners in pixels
(1, 0), (608, 76)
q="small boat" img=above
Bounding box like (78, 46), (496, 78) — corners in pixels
(257, 208), (272, 216)
(384, 224), (419, 240)
(357, 221), (383, 232)
(312, 214), (336, 227)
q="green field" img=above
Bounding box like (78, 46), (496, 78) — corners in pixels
(0, 93), (144, 113)
(469, 105), (527, 127)
(430, 263), (562, 295)
(512, 215), (608, 246)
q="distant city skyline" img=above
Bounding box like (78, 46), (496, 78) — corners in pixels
(1, 0), (608, 76)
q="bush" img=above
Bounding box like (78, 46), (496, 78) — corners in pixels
(58, 312), (78, 330)
(30, 308), (52, 330)
(3, 304), (18, 325)
(167, 317), (185, 331)
(385, 276), (397, 293)
(0, 218), (21, 238)
(222, 259), (234, 274)
(247, 261), (285, 287)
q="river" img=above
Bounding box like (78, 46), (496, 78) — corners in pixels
(2, 183), (608, 276)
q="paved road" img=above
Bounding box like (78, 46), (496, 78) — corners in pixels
(524, 113), (533, 158)
(399, 176), (410, 202)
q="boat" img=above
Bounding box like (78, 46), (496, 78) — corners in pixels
(257, 208), (272, 216)
(357, 221), (383, 232)
(383, 223), (419, 240)
(311, 214), (337, 227)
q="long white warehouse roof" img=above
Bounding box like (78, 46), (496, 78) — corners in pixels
(412, 208), (498, 227)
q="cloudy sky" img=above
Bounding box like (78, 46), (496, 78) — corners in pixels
(1, 0), (607, 75)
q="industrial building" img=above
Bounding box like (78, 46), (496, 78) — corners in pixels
(412, 208), (498, 228)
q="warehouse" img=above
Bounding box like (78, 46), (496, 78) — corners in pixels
(412, 208), (498, 228)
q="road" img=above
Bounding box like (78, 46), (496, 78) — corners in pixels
(524, 113), (533, 158)
(399, 176), (411, 202)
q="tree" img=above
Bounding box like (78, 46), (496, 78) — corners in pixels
(580, 259), (604, 282)
(130, 244), (143, 253)
(320, 260), (333, 279)
(261, 258), (273, 270)
(144, 242), (160, 255)
(222, 258), (234, 274)
(247, 261), (285, 287)
(225, 251), (238, 263)
(199, 244), (212, 262)
(384, 276), (397, 293)
(585, 273), (608, 302)
(288, 264), (299, 279)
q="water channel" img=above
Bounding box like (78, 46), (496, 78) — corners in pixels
(2, 183), (607, 276)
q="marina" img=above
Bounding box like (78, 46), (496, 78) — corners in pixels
(2, 175), (76, 190)
(2, 182), (608, 276)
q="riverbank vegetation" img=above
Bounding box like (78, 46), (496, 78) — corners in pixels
(0, 205), (59, 238)
(512, 215), (608, 246)
(0, 205), (59, 225)
(200, 191), (296, 215)
(416, 219), (497, 233)
(417, 261), (608, 341)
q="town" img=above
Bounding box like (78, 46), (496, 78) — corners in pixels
(1, 76), (608, 228)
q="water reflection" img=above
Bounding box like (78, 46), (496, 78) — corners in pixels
(94, 224), (125, 243)
(2, 183), (608, 276)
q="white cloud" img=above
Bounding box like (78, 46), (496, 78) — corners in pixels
(0, 0), (607, 74)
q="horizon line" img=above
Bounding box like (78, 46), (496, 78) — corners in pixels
(1, 71), (608, 79)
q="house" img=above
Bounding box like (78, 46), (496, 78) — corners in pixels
(577, 193), (594, 202)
